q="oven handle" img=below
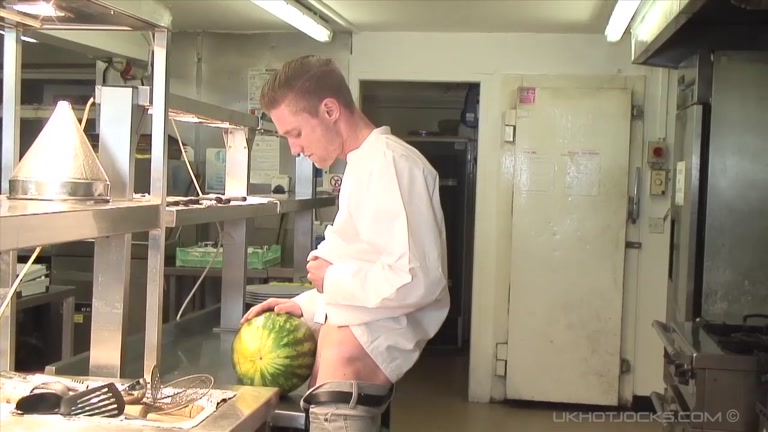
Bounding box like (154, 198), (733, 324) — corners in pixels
(652, 320), (685, 360)
(650, 392), (675, 432)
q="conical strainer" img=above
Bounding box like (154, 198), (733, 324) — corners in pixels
(8, 101), (111, 202)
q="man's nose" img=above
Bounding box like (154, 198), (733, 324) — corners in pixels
(289, 142), (303, 157)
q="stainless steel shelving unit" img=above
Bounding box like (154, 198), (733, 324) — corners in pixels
(0, 1), (331, 429)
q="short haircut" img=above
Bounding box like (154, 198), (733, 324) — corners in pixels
(259, 55), (355, 116)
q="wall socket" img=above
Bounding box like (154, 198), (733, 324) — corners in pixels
(649, 217), (665, 234)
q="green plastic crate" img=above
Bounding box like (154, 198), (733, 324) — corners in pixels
(176, 243), (281, 269)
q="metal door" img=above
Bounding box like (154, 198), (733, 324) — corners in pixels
(505, 87), (632, 405)
(668, 104), (705, 325)
(405, 137), (477, 349)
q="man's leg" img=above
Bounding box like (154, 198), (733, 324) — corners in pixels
(300, 381), (393, 431)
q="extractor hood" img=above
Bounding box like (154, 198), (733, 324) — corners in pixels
(630, 0), (768, 68)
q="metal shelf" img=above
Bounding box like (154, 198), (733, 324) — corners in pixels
(0, 196), (160, 252)
(163, 196), (337, 227)
(1, 10), (320, 428)
(278, 195), (337, 213)
(165, 93), (263, 130)
(164, 198), (279, 227)
(3, 0), (172, 31)
(0, 105), (97, 120)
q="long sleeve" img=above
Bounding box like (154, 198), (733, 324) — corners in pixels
(292, 288), (322, 335)
(321, 150), (448, 326)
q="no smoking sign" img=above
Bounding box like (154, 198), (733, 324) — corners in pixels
(329, 174), (343, 193)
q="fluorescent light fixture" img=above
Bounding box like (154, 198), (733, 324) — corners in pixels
(605, 0), (642, 42)
(251, 0), (333, 43)
(11, 1), (65, 17)
(0, 30), (38, 43)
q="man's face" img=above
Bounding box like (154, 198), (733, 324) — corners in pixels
(269, 100), (341, 169)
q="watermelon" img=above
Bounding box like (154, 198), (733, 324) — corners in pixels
(231, 311), (317, 395)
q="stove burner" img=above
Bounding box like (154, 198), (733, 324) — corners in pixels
(700, 322), (768, 355)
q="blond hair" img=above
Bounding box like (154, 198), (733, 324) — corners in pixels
(259, 55), (355, 116)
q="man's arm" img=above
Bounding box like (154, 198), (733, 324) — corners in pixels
(321, 150), (447, 325)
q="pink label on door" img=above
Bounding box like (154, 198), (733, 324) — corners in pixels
(519, 87), (536, 104)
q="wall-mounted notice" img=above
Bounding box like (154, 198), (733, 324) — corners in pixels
(565, 150), (601, 197)
(518, 149), (554, 192)
(205, 148), (226, 193)
(247, 68), (276, 113)
(675, 161), (686, 206)
(250, 135), (281, 184)
(519, 87), (536, 104)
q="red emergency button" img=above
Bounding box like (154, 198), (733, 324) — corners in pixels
(653, 147), (664, 158)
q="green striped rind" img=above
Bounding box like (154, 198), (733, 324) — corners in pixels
(231, 312), (317, 395)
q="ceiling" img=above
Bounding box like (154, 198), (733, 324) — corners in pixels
(159, 0), (617, 34)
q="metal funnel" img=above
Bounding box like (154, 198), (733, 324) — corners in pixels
(8, 101), (111, 202)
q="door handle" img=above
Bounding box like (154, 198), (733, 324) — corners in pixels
(628, 166), (640, 224)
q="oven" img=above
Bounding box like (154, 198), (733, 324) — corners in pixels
(652, 319), (766, 432)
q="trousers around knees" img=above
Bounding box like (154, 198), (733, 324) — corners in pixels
(300, 381), (393, 432)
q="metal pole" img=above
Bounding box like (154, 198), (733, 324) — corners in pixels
(89, 86), (142, 378)
(1, 27), (21, 189)
(293, 156), (315, 281)
(144, 29), (170, 379)
(220, 128), (249, 330)
(0, 26), (23, 372)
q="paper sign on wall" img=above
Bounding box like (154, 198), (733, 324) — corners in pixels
(518, 149), (554, 193)
(565, 150), (601, 197)
(205, 148), (226, 193)
(675, 161), (686, 206)
(247, 68), (276, 113)
(250, 135), (281, 184)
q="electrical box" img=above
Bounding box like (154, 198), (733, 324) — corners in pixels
(648, 140), (667, 166)
(650, 169), (667, 195)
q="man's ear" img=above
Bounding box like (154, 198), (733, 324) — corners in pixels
(320, 98), (340, 122)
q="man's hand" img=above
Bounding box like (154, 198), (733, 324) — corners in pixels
(240, 298), (302, 326)
(306, 257), (331, 293)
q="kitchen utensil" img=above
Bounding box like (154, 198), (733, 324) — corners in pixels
(120, 378), (147, 404)
(14, 391), (63, 414)
(149, 365), (162, 402)
(29, 374), (88, 390)
(124, 404), (189, 423)
(59, 382), (125, 417)
(146, 374), (214, 414)
(30, 382), (70, 397)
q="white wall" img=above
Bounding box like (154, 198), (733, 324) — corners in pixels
(349, 32), (674, 403)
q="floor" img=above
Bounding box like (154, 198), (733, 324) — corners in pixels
(391, 350), (659, 432)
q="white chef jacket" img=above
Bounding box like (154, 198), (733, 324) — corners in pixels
(293, 126), (450, 383)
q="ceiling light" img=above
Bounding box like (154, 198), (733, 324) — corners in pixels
(251, 0), (333, 43)
(0, 30), (38, 43)
(11, 1), (65, 17)
(605, 0), (642, 42)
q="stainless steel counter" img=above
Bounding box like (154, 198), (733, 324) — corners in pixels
(0, 197), (161, 252)
(164, 195), (336, 227)
(45, 305), (307, 429)
(0, 384), (277, 432)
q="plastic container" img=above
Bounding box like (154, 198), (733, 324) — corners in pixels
(176, 243), (281, 269)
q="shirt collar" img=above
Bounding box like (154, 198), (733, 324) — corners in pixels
(347, 126), (390, 163)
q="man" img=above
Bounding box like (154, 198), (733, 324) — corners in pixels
(240, 55), (449, 431)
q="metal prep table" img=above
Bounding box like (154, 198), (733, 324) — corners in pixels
(0, 4), (335, 432)
(0, 384), (278, 432)
(47, 305), (307, 429)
